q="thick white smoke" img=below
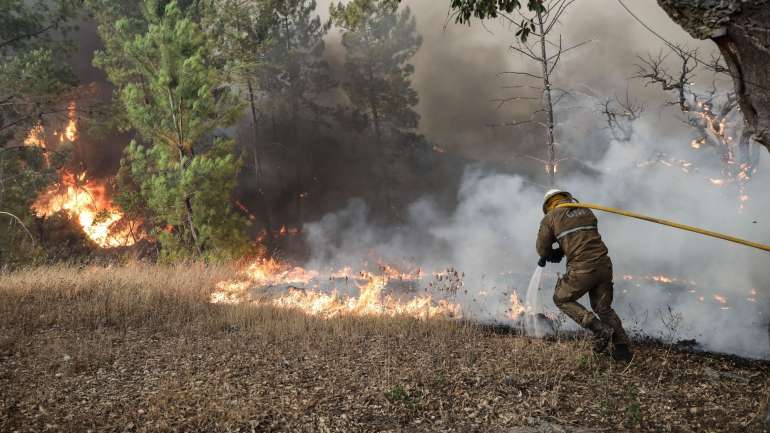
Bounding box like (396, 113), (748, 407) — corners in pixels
(302, 109), (770, 358)
(300, 1), (769, 358)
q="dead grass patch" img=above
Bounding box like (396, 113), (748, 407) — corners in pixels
(0, 264), (768, 432)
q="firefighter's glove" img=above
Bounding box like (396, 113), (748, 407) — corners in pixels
(547, 248), (564, 263)
(537, 257), (547, 268)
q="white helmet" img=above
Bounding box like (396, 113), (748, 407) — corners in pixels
(542, 188), (573, 213)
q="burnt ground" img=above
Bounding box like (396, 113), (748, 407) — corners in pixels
(1, 320), (768, 433)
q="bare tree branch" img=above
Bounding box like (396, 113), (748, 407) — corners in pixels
(547, 39), (593, 63)
(0, 211), (36, 245)
(497, 71), (544, 80)
(509, 44), (541, 62)
(491, 96), (540, 110)
(598, 88), (645, 142)
(0, 22), (59, 51)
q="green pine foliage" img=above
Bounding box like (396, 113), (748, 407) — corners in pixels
(330, 0), (422, 140)
(329, 0), (422, 218)
(0, 0), (80, 265)
(93, 0), (250, 260)
(260, 0), (335, 121)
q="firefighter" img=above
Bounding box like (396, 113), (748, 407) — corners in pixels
(536, 189), (632, 361)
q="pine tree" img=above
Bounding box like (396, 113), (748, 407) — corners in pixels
(0, 0), (79, 264)
(330, 0), (422, 217)
(204, 0), (276, 248)
(93, 0), (250, 260)
(206, 0), (335, 242)
(260, 0), (335, 225)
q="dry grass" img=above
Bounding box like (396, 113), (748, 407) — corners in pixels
(0, 264), (768, 433)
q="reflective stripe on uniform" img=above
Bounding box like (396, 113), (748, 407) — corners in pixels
(556, 225), (597, 240)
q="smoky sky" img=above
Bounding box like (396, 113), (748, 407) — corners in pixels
(403, 0), (721, 161)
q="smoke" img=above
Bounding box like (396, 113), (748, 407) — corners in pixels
(285, 2), (770, 358)
(402, 0), (719, 161)
(302, 109), (770, 358)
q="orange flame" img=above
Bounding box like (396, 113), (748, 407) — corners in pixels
(64, 102), (77, 142)
(210, 258), (462, 320)
(33, 171), (141, 248)
(651, 275), (673, 284)
(24, 123), (46, 148)
(27, 101), (143, 248)
(508, 292), (527, 320)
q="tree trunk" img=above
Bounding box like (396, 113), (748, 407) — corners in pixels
(177, 145), (203, 256)
(657, 1), (770, 151)
(247, 79), (275, 251)
(537, 9), (556, 186)
(284, 16), (304, 229)
(167, 86), (202, 256)
(371, 90), (398, 220)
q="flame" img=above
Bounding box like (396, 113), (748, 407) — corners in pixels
(64, 102), (77, 142)
(508, 292), (526, 320)
(211, 258), (462, 320)
(26, 101), (143, 248)
(33, 171), (141, 248)
(713, 294), (727, 305)
(690, 138), (704, 149)
(24, 123), (46, 148)
(24, 122), (50, 165)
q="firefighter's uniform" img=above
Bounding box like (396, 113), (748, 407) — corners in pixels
(536, 191), (630, 355)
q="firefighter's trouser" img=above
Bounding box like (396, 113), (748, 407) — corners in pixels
(553, 262), (630, 345)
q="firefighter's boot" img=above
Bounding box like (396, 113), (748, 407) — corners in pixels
(586, 319), (614, 354)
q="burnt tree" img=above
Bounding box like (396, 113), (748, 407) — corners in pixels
(634, 46), (760, 192)
(656, 0), (770, 151)
(599, 90), (646, 143)
(492, 0), (588, 185)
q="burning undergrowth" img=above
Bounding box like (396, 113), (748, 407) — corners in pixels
(209, 147), (770, 360)
(209, 253), (766, 358)
(23, 102), (146, 250)
(33, 170), (143, 248)
(211, 258), (466, 320)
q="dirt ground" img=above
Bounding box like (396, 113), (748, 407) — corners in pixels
(0, 264), (768, 433)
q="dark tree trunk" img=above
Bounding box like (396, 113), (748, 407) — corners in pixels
(246, 79), (275, 252)
(177, 145), (203, 256)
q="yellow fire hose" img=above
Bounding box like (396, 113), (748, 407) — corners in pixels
(555, 202), (770, 253)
